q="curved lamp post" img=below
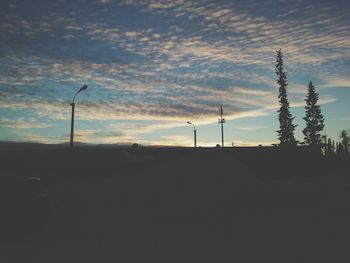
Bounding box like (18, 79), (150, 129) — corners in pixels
(187, 121), (197, 148)
(70, 85), (87, 148)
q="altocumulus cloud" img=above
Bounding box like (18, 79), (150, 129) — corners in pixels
(0, 0), (348, 144)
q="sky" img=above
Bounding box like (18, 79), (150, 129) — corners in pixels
(0, 0), (350, 146)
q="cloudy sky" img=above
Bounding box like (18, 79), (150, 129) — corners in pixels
(1, 0), (349, 146)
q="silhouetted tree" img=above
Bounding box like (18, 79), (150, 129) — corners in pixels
(302, 81), (325, 150)
(131, 143), (139, 149)
(336, 142), (342, 156)
(322, 134), (327, 154)
(326, 138), (333, 157)
(340, 130), (349, 155)
(275, 49), (297, 147)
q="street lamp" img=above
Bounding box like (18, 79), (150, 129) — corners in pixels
(70, 85), (87, 148)
(187, 121), (197, 148)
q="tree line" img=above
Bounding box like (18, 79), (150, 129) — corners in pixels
(275, 49), (349, 156)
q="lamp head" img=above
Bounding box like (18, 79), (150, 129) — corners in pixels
(187, 121), (192, 125)
(79, 85), (88, 92)
(72, 85), (88, 102)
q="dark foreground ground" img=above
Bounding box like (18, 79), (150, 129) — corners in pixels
(1, 145), (350, 262)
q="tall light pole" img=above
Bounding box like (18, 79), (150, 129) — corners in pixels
(187, 121), (197, 148)
(70, 85), (87, 148)
(218, 105), (225, 147)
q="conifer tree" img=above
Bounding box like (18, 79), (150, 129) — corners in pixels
(302, 81), (325, 149)
(340, 130), (349, 155)
(326, 138), (333, 156)
(275, 49), (297, 146)
(336, 142), (343, 156)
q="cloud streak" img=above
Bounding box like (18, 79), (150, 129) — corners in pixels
(0, 0), (348, 144)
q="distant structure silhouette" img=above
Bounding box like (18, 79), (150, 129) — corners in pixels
(218, 105), (225, 147)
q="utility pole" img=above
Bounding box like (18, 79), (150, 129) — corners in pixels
(218, 105), (225, 147)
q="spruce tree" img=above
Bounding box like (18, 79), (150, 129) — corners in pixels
(302, 81), (325, 149)
(326, 138), (333, 156)
(275, 49), (297, 147)
(340, 130), (349, 155)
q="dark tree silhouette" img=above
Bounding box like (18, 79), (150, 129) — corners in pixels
(302, 81), (325, 150)
(326, 138), (334, 157)
(275, 49), (297, 147)
(336, 142), (342, 156)
(340, 130), (349, 155)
